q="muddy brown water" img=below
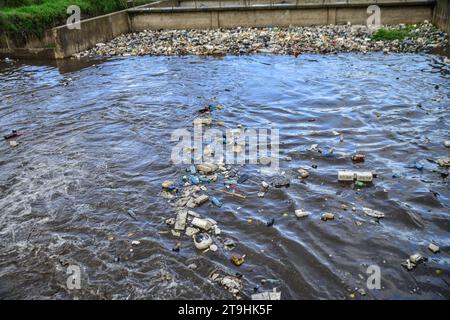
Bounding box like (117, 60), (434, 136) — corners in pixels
(0, 53), (449, 299)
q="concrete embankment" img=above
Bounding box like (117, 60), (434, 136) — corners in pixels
(433, 0), (450, 34)
(128, 1), (434, 31)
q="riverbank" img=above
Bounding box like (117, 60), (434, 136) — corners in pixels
(76, 22), (448, 58)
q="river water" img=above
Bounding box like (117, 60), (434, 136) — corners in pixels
(0, 53), (449, 299)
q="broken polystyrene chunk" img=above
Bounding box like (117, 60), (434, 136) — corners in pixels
(191, 217), (213, 231)
(362, 207), (385, 218)
(321, 212), (334, 221)
(297, 169), (309, 178)
(294, 209), (309, 218)
(428, 243), (440, 253)
(193, 118), (212, 126)
(409, 253), (426, 264)
(194, 194), (209, 205)
(197, 163), (218, 173)
(174, 210), (187, 230)
(437, 157), (450, 167)
(185, 227), (200, 237)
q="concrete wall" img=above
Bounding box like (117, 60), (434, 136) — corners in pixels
(52, 11), (131, 59)
(433, 0), (450, 34)
(129, 3), (434, 30)
(177, 0), (417, 6)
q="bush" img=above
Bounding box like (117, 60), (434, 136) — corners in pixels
(0, 1), (43, 8)
(0, 0), (130, 34)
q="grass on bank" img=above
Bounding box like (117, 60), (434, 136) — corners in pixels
(371, 25), (415, 41)
(0, 0), (154, 34)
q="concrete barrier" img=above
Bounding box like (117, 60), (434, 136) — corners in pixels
(433, 0), (450, 34)
(52, 10), (131, 59)
(175, 0), (413, 6)
(129, 2), (434, 30)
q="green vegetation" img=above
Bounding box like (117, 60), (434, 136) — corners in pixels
(371, 26), (415, 41)
(0, 0), (153, 34)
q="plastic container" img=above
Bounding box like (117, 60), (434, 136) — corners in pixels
(191, 217), (213, 231)
(211, 196), (222, 207)
(338, 171), (355, 181)
(193, 233), (212, 250)
(355, 172), (373, 182)
(190, 176), (200, 185)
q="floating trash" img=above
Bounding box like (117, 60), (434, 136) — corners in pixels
(210, 196), (223, 207)
(295, 209), (309, 218)
(321, 212), (334, 221)
(352, 154), (365, 163)
(251, 288), (281, 300)
(231, 254), (246, 266)
(193, 233), (213, 250)
(3, 130), (23, 140)
(362, 207), (385, 219)
(428, 243), (440, 253)
(297, 169), (309, 179)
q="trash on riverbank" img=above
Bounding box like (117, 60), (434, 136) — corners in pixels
(77, 22), (448, 59)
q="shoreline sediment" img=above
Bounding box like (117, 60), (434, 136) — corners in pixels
(76, 22), (449, 58)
